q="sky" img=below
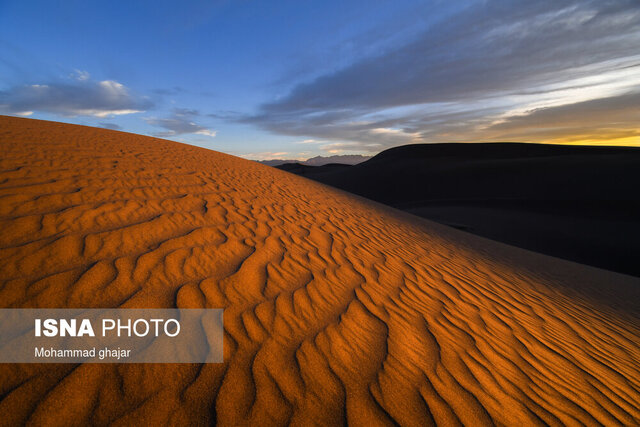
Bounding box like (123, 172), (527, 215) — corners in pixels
(1, 0), (639, 160)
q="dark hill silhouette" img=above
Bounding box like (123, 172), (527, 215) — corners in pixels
(276, 162), (350, 175)
(276, 142), (640, 277)
(259, 154), (370, 167)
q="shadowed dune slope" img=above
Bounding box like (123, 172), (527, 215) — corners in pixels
(1, 115), (639, 426)
(276, 143), (640, 277)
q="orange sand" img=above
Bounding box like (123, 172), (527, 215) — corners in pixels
(0, 115), (639, 426)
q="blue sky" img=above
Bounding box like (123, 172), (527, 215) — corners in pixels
(1, 0), (639, 159)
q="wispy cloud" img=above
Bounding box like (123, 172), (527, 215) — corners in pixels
(98, 122), (123, 130)
(145, 108), (217, 138)
(485, 91), (640, 145)
(0, 77), (152, 118)
(71, 69), (90, 81)
(295, 139), (324, 144)
(238, 151), (291, 161)
(243, 0), (640, 150)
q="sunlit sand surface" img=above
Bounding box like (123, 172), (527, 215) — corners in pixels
(1, 116), (639, 425)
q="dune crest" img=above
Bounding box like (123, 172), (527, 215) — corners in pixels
(0, 116), (639, 425)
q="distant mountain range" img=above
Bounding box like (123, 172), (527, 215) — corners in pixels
(258, 154), (371, 167)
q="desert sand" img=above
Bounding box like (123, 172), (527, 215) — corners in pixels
(0, 115), (639, 426)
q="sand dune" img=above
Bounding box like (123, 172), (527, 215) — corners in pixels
(277, 143), (640, 277)
(1, 115), (639, 426)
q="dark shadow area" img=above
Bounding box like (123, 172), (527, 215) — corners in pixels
(277, 143), (640, 277)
